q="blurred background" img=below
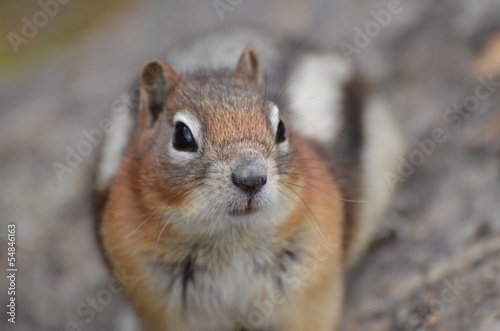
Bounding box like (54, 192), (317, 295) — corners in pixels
(1, 0), (500, 330)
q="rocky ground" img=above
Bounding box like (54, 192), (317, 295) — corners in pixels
(0, 0), (499, 330)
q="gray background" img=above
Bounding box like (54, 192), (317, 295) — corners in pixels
(1, 0), (500, 330)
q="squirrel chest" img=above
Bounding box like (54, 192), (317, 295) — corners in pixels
(96, 27), (402, 331)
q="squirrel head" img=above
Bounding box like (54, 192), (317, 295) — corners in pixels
(130, 49), (298, 236)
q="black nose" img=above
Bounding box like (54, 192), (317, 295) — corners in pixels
(232, 173), (267, 194)
(231, 151), (268, 195)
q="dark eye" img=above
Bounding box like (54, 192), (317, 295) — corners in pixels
(276, 120), (286, 143)
(173, 122), (197, 152)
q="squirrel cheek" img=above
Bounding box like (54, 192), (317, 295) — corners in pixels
(167, 145), (198, 164)
(278, 140), (289, 154)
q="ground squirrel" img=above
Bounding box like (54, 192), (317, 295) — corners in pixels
(95, 26), (403, 331)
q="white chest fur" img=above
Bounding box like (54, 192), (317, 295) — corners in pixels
(149, 235), (301, 331)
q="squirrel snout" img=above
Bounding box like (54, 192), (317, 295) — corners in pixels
(231, 173), (267, 195)
(231, 152), (268, 195)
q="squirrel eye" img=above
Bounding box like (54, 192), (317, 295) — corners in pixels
(276, 120), (286, 143)
(173, 122), (197, 152)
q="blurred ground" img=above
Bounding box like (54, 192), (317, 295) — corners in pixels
(0, 0), (500, 330)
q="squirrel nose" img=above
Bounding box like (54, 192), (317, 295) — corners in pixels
(231, 152), (268, 195)
(232, 173), (267, 194)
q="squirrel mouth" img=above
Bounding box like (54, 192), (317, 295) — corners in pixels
(229, 200), (257, 216)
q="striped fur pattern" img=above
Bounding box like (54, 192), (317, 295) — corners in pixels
(96, 27), (402, 331)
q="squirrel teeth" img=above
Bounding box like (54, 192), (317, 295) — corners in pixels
(229, 200), (256, 216)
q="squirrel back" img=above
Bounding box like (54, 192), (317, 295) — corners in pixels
(95, 26), (403, 331)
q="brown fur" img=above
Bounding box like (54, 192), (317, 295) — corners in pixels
(334, 75), (370, 261)
(98, 49), (358, 331)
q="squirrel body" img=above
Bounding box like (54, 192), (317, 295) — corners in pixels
(96, 26), (402, 331)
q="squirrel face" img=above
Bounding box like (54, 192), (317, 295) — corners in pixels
(130, 49), (298, 236)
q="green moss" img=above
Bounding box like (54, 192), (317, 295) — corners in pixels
(0, 0), (133, 75)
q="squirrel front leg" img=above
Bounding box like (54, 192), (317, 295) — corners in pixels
(272, 263), (343, 331)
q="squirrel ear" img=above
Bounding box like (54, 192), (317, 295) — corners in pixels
(140, 59), (179, 126)
(236, 48), (263, 86)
